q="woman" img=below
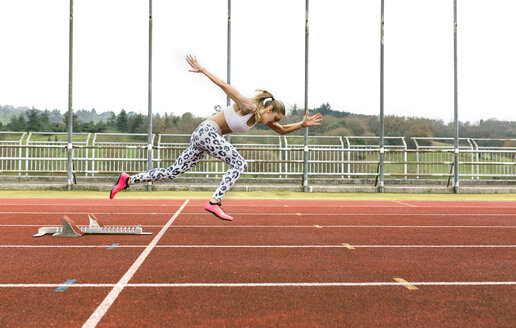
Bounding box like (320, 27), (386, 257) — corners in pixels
(110, 55), (323, 221)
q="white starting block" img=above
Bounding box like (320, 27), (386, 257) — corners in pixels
(33, 214), (152, 237)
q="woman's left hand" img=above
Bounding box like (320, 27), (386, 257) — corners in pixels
(302, 111), (323, 127)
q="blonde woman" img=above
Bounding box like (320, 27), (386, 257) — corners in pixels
(110, 55), (322, 221)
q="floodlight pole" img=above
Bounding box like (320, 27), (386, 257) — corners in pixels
(67, 0), (74, 191)
(379, 0), (385, 192)
(147, 0), (153, 191)
(227, 0), (231, 107)
(226, 0), (231, 144)
(453, 0), (460, 193)
(303, 0), (309, 192)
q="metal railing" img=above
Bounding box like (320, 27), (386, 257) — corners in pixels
(0, 132), (26, 175)
(1, 132), (515, 185)
(412, 137), (516, 180)
(87, 133), (154, 174)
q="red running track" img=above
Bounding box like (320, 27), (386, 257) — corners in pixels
(0, 198), (515, 327)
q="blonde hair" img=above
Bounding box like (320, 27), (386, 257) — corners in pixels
(252, 89), (285, 123)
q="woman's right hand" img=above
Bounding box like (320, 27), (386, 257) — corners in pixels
(186, 55), (205, 73)
(185, 54), (252, 112)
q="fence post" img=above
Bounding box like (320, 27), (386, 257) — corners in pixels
(339, 137), (345, 179)
(401, 137), (407, 179)
(346, 137), (351, 179)
(471, 138), (479, 179)
(18, 133), (25, 176)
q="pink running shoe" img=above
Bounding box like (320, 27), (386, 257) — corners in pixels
(204, 201), (233, 221)
(110, 172), (130, 199)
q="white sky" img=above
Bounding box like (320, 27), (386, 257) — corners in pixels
(0, 0), (515, 123)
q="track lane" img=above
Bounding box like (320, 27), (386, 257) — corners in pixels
(0, 248), (143, 284)
(98, 286), (516, 327)
(2, 211), (515, 226)
(0, 288), (110, 328)
(131, 247), (516, 284)
(158, 226), (516, 245)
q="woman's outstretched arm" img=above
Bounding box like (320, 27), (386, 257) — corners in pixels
(186, 55), (255, 113)
(267, 111), (323, 135)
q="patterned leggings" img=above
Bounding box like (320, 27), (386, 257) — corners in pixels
(130, 120), (247, 202)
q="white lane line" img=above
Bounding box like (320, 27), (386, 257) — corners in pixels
(170, 225), (516, 228)
(141, 245), (516, 249)
(82, 199), (189, 328)
(126, 281), (516, 287)
(0, 204), (183, 208)
(3, 224), (516, 228)
(2, 244), (515, 248)
(0, 212), (515, 216)
(1, 281), (515, 288)
(1, 203), (515, 209)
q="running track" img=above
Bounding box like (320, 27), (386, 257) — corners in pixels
(0, 198), (515, 327)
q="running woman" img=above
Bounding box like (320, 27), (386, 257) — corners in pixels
(110, 55), (323, 221)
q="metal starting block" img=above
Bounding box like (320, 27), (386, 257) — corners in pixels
(33, 214), (152, 237)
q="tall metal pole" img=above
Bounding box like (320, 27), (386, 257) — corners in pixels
(147, 0), (153, 191)
(227, 0), (231, 107)
(226, 0), (232, 144)
(303, 0), (309, 192)
(453, 0), (459, 193)
(67, 0), (74, 191)
(378, 0), (385, 192)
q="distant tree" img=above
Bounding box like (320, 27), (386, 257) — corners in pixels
(116, 109), (129, 132)
(94, 121), (108, 132)
(81, 121), (95, 132)
(163, 113), (179, 130)
(179, 112), (201, 133)
(313, 103), (350, 118)
(26, 108), (41, 131)
(327, 119), (347, 130)
(128, 113), (145, 133)
(39, 112), (51, 131)
(327, 127), (352, 137)
(289, 104), (301, 116)
(317, 103), (333, 115)
(346, 117), (367, 135)
(107, 112), (117, 129)
(384, 115), (406, 136)
(7, 115), (26, 131)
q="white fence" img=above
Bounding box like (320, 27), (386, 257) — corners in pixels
(0, 132), (515, 182)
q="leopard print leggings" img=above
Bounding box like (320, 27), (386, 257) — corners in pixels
(130, 120), (247, 201)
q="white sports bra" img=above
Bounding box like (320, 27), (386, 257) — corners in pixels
(223, 104), (256, 133)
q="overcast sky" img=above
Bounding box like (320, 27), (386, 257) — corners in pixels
(1, 0), (515, 123)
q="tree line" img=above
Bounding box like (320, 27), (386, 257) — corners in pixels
(0, 104), (514, 147)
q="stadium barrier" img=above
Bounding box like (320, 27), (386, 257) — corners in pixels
(0, 132), (514, 187)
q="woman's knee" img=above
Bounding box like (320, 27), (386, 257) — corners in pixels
(233, 158), (247, 172)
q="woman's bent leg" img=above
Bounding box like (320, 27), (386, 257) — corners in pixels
(130, 145), (206, 184)
(201, 137), (247, 202)
(212, 153), (247, 202)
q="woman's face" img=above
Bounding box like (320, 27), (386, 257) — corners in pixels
(262, 106), (284, 125)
